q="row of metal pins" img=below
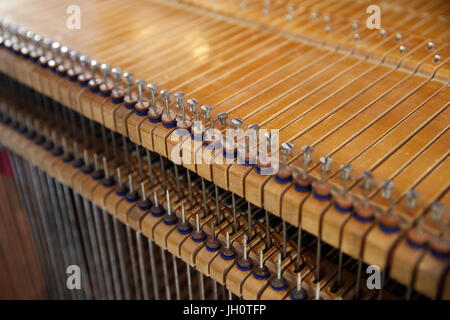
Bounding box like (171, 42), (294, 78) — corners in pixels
(3, 77), (343, 301)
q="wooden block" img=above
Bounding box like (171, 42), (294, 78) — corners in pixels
(127, 113), (147, 145)
(341, 217), (376, 260)
(414, 251), (448, 299)
(116, 198), (138, 224)
(128, 206), (150, 232)
(363, 226), (404, 269)
(91, 95), (108, 123)
(113, 105), (134, 137)
(152, 125), (175, 157)
(390, 239), (425, 287)
(320, 198), (348, 243)
(140, 120), (159, 151)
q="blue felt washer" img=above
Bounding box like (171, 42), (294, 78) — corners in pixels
(163, 218), (178, 226)
(163, 122), (176, 129)
(352, 211), (374, 223)
(206, 244), (221, 252)
(270, 282), (287, 291)
(252, 271), (270, 280)
(135, 110), (147, 116)
(192, 234), (206, 242)
(178, 227), (192, 235)
(379, 223), (400, 235)
(275, 176), (293, 184)
(237, 263), (252, 272)
(295, 184), (311, 193)
(220, 251), (236, 260)
(334, 203), (352, 213)
(313, 192), (331, 201)
(406, 239), (426, 250)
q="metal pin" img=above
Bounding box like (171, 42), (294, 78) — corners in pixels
(174, 164), (182, 202)
(297, 272), (302, 291)
(117, 168), (123, 187)
(247, 202), (252, 241)
(215, 185), (221, 224)
(187, 98), (198, 114)
(128, 174), (134, 193)
(186, 169), (194, 209)
(195, 213), (201, 233)
(259, 250), (264, 268)
(160, 155), (167, 189)
(90, 60), (99, 79)
(199, 272), (205, 300)
(201, 105), (212, 119)
(181, 204), (186, 223)
(174, 91), (184, 109)
(147, 239), (159, 300)
(147, 83), (158, 111)
(112, 68), (122, 91)
(125, 72), (134, 98)
(243, 234), (248, 260)
(399, 45), (407, 53)
(315, 282), (321, 300)
(340, 164), (352, 197)
(406, 190), (419, 209)
(141, 182), (146, 201)
(186, 264), (193, 300)
(101, 63), (111, 86)
(160, 247), (171, 300)
(276, 253), (282, 279)
(431, 202), (445, 222)
(121, 136), (130, 174)
(210, 222), (216, 240)
(80, 55), (89, 77)
(231, 118), (243, 132)
(295, 227), (302, 271)
(83, 150), (90, 166)
(172, 255), (180, 300)
(161, 89), (171, 116)
(166, 189), (172, 216)
(265, 210), (271, 248)
(427, 41), (435, 50)
(102, 156), (109, 179)
(136, 80), (145, 105)
(201, 177), (208, 218)
(217, 112), (228, 126)
(315, 236), (322, 282)
(136, 231), (149, 300)
(301, 145), (313, 179)
(232, 193), (238, 233)
(153, 191), (159, 208)
(210, 117), (216, 140)
(433, 54), (441, 63)
(145, 150), (155, 187)
(381, 179), (394, 199)
(135, 144), (143, 178)
(319, 156), (332, 181)
(226, 232), (231, 249)
(212, 278), (218, 300)
(69, 50), (80, 72)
